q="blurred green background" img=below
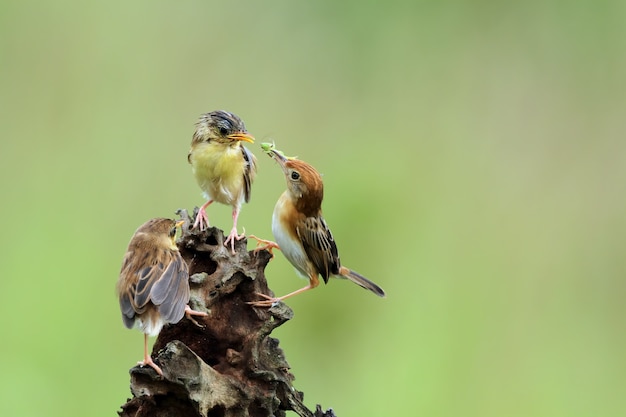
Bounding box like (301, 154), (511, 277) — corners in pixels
(1, 0), (625, 416)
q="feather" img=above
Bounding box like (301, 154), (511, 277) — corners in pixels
(151, 255), (190, 324)
(241, 145), (257, 203)
(297, 216), (340, 283)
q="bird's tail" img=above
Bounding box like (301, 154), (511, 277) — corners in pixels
(338, 266), (386, 298)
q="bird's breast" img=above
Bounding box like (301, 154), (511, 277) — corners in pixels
(189, 142), (246, 205)
(272, 194), (312, 279)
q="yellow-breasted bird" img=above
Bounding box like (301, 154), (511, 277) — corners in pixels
(188, 110), (257, 254)
(250, 148), (385, 307)
(116, 218), (207, 375)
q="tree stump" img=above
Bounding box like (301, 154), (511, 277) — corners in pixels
(118, 209), (336, 417)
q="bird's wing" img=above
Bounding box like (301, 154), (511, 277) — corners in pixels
(241, 146), (257, 203)
(297, 216), (340, 283)
(118, 251), (140, 323)
(126, 250), (189, 324)
(149, 252), (190, 324)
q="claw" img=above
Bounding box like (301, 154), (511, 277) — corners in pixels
(224, 226), (245, 254)
(192, 201), (213, 230)
(248, 235), (280, 258)
(184, 305), (208, 328)
(247, 292), (281, 307)
(193, 208), (210, 230)
(138, 357), (163, 376)
(140, 333), (163, 376)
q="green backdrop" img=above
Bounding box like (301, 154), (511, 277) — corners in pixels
(1, 1), (624, 416)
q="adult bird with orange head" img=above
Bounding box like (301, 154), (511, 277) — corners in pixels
(250, 148), (385, 306)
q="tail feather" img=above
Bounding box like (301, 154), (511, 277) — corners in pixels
(338, 266), (386, 298)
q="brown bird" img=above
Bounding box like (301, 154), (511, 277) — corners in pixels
(251, 148), (385, 307)
(116, 218), (207, 375)
(188, 111), (257, 254)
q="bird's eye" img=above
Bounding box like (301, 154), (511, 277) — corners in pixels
(169, 227), (177, 238)
(217, 119), (232, 136)
(290, 171), (300, 181)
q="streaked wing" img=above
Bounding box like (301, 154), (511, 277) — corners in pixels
(133, 263), (161, 311)
(241, 146), (257, 203)
(149, 252), (190, 324)
(117, 250), (142, 326)
(297, 216), (340, 283)
(118, 249), (189, 326)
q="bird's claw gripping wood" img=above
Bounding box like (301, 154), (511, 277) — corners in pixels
(138, 356), (163, 376)
(248, 235), (281, 257)
(184, 305), (208, 328)
(247, 292), (281, 308)
(224, 226), (246, 254)
(192, 204), (211, 230)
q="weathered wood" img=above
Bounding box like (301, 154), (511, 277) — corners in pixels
(118, 209), (336, 417)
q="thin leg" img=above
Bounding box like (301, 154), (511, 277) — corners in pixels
(193, 200), (213, 230)
(184, 304), (208, 327)
(248, 235), (280, 258)
(184, 304), (208, 318)
(224, 206), (245, 254)
(138, 333), (163, 376)
(248, 275), (319, 307)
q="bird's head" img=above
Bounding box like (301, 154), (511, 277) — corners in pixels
(268, 149), (324, 215)
(134, 218), (183, 249)
(192, 110), (255, 147)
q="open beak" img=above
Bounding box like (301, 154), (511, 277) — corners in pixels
(268, 149), (288, 166)
(227, 132), (255, 144)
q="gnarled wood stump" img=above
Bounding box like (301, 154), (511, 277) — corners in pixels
(118, 209), (336, 417)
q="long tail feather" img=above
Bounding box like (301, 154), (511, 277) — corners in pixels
(338, 266), (386, 297)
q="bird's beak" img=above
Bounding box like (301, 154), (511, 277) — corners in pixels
(175, 220), (185, 228)
(269, 149), (288, 166)
(227, 132), (255, 144)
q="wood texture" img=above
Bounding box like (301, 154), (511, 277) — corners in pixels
(118, 209), (336, 417)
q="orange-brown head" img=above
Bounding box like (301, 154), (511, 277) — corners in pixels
(269, 150), (324, 217)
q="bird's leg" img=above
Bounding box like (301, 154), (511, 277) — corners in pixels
(224, 206), (245, 254)
(248, 235), (281, 258)
(138, 333), (163, 376)
(184, 304), (208, 328)
(193, 200), (213, 230)
(185, 305), (208, 317)
(248, 274), (319, 307)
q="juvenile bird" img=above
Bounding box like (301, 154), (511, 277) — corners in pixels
(116, 218), (207, 375)
(251, 148), (385, 307)
(188, 110), (257, 254)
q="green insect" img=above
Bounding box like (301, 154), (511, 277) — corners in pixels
(260, 142), (276, 153)
(260, 142), (288, 159)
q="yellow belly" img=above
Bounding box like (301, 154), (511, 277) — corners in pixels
(190, 142), (246, 206)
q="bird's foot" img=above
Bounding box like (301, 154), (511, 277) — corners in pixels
(185, 305), (208, 317)
(248, 235), (280, 258)
(192, 209), (210, 230)
(224, 226), (245, 254)
(247, 292), (281, 308)
(138, 357), (163, 376)
(184, 305), (208, 327)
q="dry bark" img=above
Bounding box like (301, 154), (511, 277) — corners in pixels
(118, 209), (336, 417)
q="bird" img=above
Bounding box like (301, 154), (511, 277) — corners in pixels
(188, 110), (257, 254)
(250, 147), (385, 307)
(116, 218), (208, 375)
